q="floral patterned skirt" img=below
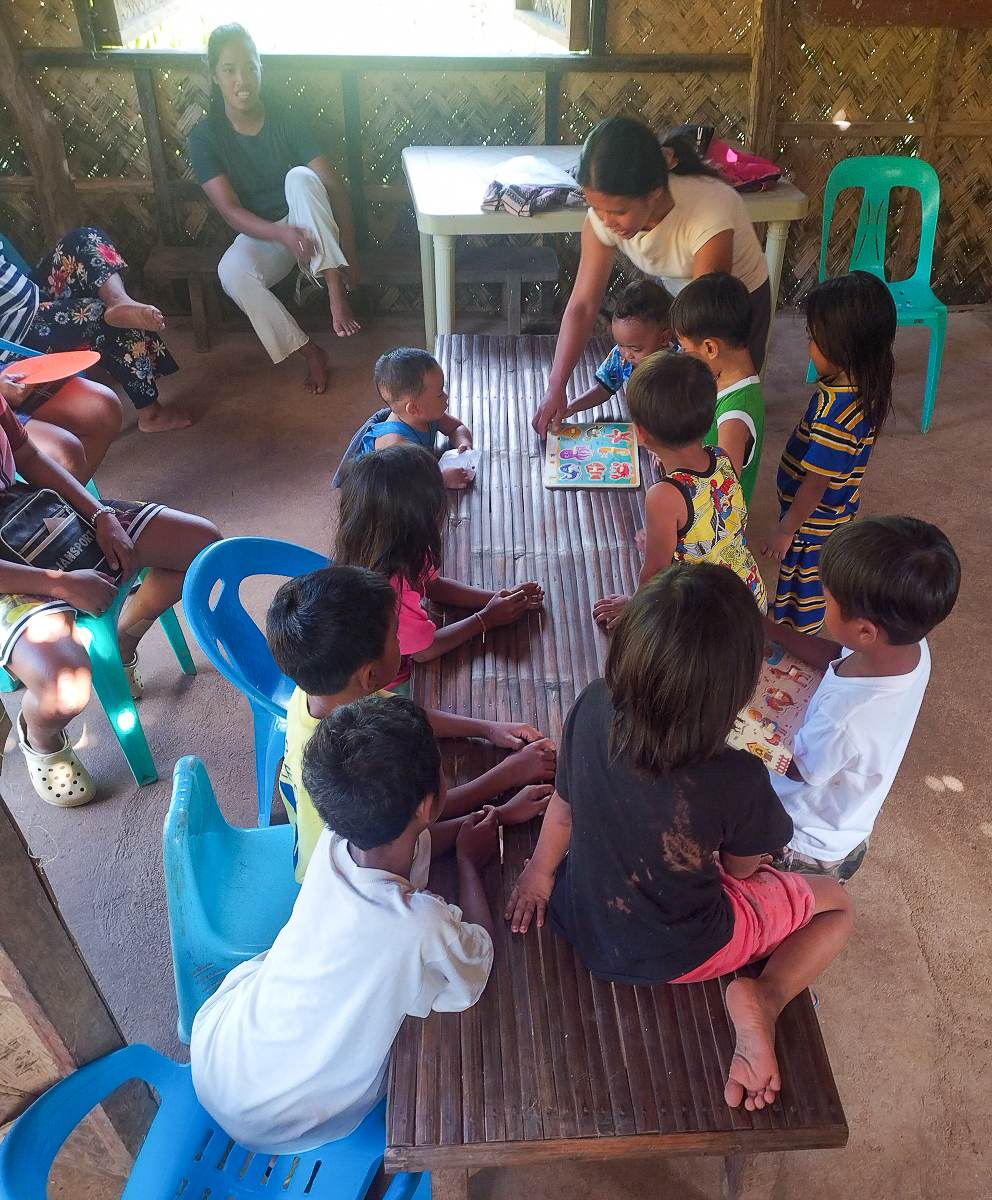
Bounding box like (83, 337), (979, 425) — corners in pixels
(22, 227), (178, 410)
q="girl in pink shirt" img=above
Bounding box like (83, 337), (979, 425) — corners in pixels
(334, 445), (543, 692)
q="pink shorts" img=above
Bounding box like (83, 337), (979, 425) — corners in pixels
(671, 866), (815, 984)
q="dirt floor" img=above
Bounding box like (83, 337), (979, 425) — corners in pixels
(0, 303), (988, 1199)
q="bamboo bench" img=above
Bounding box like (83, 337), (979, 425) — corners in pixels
(390, 335), (848, 1200)
(144, 242), (557, 351)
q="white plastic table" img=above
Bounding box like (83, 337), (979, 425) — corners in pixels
(401, 144), (809, 348)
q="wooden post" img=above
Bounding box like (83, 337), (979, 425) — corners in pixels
(747, 0), (783, 158)
(0, 5), (79, 245)
(133, 67), (182, 245)
(341, 72), (370, 252)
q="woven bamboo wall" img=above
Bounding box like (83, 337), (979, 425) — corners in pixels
(3, 0), (992, 306)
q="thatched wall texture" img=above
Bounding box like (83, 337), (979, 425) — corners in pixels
(3, 0), (992, 308)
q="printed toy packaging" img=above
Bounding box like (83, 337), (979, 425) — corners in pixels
(544, 422), (641, 489)
(727, 642), (823, 774)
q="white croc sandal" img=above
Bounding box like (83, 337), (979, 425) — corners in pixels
(123, 654), (144, 701)
(17, 713), (96, 807)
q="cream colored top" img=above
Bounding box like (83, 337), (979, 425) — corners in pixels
(586, 173), (769, 293)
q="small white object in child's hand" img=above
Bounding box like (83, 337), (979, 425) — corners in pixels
(440, 447), (482, 480)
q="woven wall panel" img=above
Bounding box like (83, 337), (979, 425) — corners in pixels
(10, 0), (79, 47)
(930, 136), (992, 305)
(154, 67), (209, 181)
(357, 72), (545, 187)
(939, 30), (992, 120)
(607, 0), (754, 56)
(35, 68), (150, 180)
(0, 101), (30, 175)
(561, 72), (749, 146)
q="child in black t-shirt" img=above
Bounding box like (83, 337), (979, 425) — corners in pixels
(507, 561), (854, 1113)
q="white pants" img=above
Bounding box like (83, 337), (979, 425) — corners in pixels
(217, 166), (349, 363)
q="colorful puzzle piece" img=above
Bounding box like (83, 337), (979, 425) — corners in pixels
(545, 422), (640, 489)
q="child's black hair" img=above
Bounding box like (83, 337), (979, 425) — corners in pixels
(374, 347), (439, 404)
(611, 279), (674, 326)
(671, 272), (752, 350)
(303, 695), (442, 851)
(605, 562), (764, 774)
(805, 271), (897, 433)
(820, 516), (960, 645)
(266, 565), (396, 696)
(660, 124), (722, 179)
(335, 444), (448, 590)
(625, 351), (716, 448)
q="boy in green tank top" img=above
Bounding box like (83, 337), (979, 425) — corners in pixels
(671, 272), (765, 506)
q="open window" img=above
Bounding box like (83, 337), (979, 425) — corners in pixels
(513, 0), (590, 51)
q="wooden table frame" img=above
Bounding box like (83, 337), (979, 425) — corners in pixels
(400, 146), (809, 350)
(385, 335), (847, 1200)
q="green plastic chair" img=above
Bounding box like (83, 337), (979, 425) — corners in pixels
(808, 155), (947, 432)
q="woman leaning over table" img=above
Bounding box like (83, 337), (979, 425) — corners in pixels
(189, 24), (361, 396)
(533, 115), (770, 437)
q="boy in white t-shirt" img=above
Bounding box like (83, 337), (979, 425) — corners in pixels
(190, 695), (498, 1154)
(766, 516), (960, 881)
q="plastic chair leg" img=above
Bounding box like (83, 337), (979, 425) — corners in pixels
(158, 606), (197, 676)
(253, 709), (285, 827)
(921, 309), (947, 434)
(79, 618), (158, 786)
(0, 666), (18, 692)
(806, 359), (817, 384)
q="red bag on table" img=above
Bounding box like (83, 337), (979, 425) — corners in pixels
(662, 125), (782, 193)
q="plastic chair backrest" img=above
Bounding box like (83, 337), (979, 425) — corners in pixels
(182, 537), (328, 719)
(164, 756), (301, 1038)
(819, 155), (940, 289)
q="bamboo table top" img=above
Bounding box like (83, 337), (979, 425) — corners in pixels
(389, 335), (847, 1175)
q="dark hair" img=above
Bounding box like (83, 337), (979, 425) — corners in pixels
(577, 116), (670, 197)
(660, 125), (722, 179)
(205, 24), (259, 118)
(805, 271), (896, 433)
(303, 695), (442, 851)
(266, 565), (396, 695)
(611, 279), (674, 326)
(625, 351), (716, 448)
(671, 272), (752, 349)
(820, 516), (960, 644)
(375, 347), (439, 404)
(605, 563), (764, 774)
(335, 445), (447, 590)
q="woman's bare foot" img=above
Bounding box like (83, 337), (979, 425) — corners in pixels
(327, 272), (361, 337)
(104, 302), (166, 332)
(137, 401), (194, 432)
(299, 340), (329, 394)
(723, 976), (783, 1110)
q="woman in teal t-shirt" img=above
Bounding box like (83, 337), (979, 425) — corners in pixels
(189, 25), (361, 394)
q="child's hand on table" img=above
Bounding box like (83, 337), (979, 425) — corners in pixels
(480, 582), (543, 628)
(593, 593), (630, 628)
(496, 784), (553, 826)
(442, 463), (473, 490)
(455, 806), (500, 868)
(505, 857), (555, 933)
(0, 373), (30, 409)
(493, 737), (557, 789)
(482, 720), (546, 749)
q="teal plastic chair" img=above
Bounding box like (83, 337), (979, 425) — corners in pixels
(808, 155), (947, 432)
(182, 536), (328, 826)
(0, 1044), (428, 1200)
(164, 756), (301, 1043)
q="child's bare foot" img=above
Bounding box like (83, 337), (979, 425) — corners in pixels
(723, 976), (782, 1110)
(104, 302), (166, 332)
(137, 401), (194, 432)
(299, 341), (330, 394)
(327, 272), (361, 337)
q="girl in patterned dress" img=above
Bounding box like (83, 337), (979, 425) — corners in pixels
(594, 351), (765, 627)
(761, 272), (897, 633)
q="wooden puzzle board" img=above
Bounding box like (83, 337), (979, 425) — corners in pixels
(728, 642), (824, 774)
(544, 421), (641, 489)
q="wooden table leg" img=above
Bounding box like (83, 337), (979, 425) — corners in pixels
(761, 218), (789, 369)
(720, 1153), (752, 1200)
(419, 231), (437, 350)
(432, 1168), (470, 1200)
(434, 234), (456, 338)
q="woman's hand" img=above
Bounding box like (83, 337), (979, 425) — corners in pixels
(278, 225), (318, 267)
(94, 511), (136, 578)
(533, 384), (568, 438)
(505, 857), (556, 933)
(53, 569), (119, 616)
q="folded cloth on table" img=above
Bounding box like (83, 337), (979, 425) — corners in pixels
(482, 181), (586, 216)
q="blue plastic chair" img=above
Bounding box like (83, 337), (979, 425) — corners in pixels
(0, 237), (33, 279)
(182, 536), (328, 826)
(165, 756), (301, 1043)
(808, 155), (947, 432)
(0, 1044), (429, 1200)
